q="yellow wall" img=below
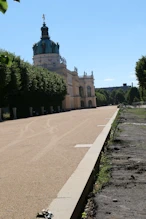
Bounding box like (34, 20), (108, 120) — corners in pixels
(33, 54), (96, 110)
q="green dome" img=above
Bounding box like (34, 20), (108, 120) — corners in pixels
(33, 22), (60, 55)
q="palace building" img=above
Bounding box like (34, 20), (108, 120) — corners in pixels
(32, 19), (96, 110)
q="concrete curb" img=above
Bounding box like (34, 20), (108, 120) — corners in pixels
(48, 109), (119, 219)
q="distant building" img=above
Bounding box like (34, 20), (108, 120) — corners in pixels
(96, 83), (131, 92)
(32, 19), (96, 110)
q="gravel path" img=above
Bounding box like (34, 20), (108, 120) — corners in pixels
(95, 108), (146, 219)
(0, 106), (117, 219)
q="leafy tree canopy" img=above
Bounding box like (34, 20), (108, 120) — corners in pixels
(96, 91), (107, 106)
(0, 0), (20, 14)
(0, 50), (67, 111)
(135, 56), (146, 93)
(115, 90), (125, 104)
(126, 87), (140, 104)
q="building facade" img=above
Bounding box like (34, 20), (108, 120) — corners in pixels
(32, 20), (96, 110)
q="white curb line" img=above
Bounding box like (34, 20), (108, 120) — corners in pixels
(48, 109), (119, 219)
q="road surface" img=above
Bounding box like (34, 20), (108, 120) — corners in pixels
(0, 106), (117, 219)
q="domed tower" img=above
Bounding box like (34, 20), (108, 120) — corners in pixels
(33, 15), (60, 69)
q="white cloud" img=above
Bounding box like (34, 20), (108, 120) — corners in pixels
(104, 78), (115, 82)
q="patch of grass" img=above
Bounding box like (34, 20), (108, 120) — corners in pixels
(3, 112), (10, 119)
(127, 108), (146, 118)
(109, 109), (122, 143)
(140, 125), (146, 130)
(81, 212), (87, 219)
(93, 108), (122, 192)
(136, 142), (146, 149)
(93, 152), (111, 193)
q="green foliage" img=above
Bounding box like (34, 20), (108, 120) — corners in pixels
(0, 0), (20, 13)
(0, 50), (67, 114)
(139, 86), (146, 101)
(0, 0), (7, 13)
(94, 152), (111, 193)
(115, 89), (125, 104)
(127, 108), (146, 118)
(0, 54), (9, 64)
(126, 87), (140, 104)
(81, 212), (87, 219)
(110, 89), (116, 104)
(96, 88), (128, 106)
(99, 89), (110, 104)
(96, 90), (107, 106)
(135, 56), (146, 98)
(133, 96), (140, 103)
(110, 109), (122, 142)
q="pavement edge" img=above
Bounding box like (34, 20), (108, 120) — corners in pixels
(48, 109), (119, 219)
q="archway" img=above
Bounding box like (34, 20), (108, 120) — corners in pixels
(81, 101), (84, 108)
(88, 100), (92, 108)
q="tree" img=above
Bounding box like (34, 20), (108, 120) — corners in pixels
(115, 89), (125, 104)
(110, 90), (116, 105)
(126, 87), (140, 104)
(139, 86), (146, 101)
(0, 0), (20, 14)
(96, 91), (107, 106)
(100, 89), (110, 105)
(0, 50), (67, 118)
(135, 56), (146, 99)
(0, 1), (20, 66)
(96, 89), (110, 106)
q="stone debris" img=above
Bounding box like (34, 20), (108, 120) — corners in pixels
(112, 199), (118, 202)
(36, 209), (53, 218)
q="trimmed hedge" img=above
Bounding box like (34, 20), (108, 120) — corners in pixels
(0, 50), (67, 117)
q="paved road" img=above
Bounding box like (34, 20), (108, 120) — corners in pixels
(0, 106), (117, 219)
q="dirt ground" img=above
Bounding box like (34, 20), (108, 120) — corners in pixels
(0, 106), (117, 219)
(95, 107), (146, 219)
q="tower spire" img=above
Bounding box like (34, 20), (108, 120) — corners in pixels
(41, 14), (50, 39)
(42, 14), (45, 23)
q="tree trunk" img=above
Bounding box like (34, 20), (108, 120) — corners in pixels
(142, 86), (144, 100)
(57, 106), (60, 113)
(50, 106), (53, 114)
(41, 106), (44, 115)
(29, 107), (33, 117)
(12, 107), (17, 119)
(0, 108), (2, 122)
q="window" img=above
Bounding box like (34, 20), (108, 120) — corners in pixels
(87, 86), (91, 97)
(79, 86), (84, 97)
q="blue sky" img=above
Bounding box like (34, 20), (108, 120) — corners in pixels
(1, 0), (146, 88)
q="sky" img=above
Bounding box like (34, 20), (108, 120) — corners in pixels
(1, 0), (146, 88)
